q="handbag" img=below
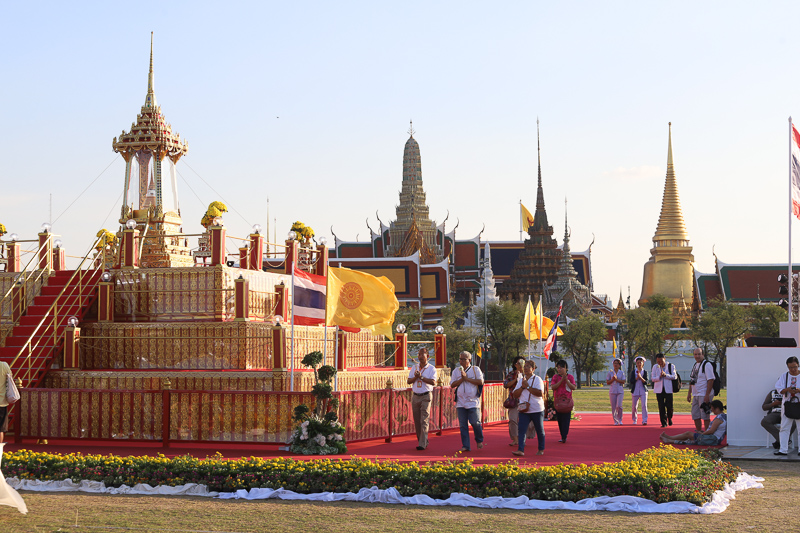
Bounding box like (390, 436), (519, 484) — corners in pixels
(503, 395), (518, 409)
(554, 395), (574, 413)
(517, 402), (530, 413)
(6, 374), (20, 405)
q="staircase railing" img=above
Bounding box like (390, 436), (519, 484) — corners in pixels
(0, 235), (56, 325)
(9, 235), (105, 387)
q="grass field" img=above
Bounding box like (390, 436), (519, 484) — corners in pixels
(0, 457), (785, 533)
(573, 388), (727, 417)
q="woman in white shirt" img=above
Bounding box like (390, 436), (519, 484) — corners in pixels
(511, 360), (545, 456)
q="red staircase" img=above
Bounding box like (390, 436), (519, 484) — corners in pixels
(0, 269), (101, 388)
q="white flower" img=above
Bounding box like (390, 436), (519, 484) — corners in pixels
(315, 435), (327, 446)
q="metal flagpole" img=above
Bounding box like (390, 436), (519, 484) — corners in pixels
(526, 296), (531, 359)
(790, 117), (794, 322)
(290, 268), (296, 391)
(519, 199), (523, 241)
(334, 326), (339, 392)
(539, 295), (546, 380)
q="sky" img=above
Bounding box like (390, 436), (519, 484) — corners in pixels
(1, 1), (799, 304)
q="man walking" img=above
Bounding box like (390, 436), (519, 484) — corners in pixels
(652, 353), (678, 427)
(687, 348), (715, 431)
(408, 347), (437, 450)
(450, 351), (484, 452)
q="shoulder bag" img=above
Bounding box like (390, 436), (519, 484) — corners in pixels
(553, 375), (574, 413)
(670, 363), (682, 393)
(784, 373), (800, 419)
(6, 374), (20, 405)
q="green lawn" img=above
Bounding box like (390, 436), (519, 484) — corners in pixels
(573, 387), (727, 417)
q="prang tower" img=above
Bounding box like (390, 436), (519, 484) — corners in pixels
(385, 123), (444, 263)
(639, 123), (694, 308)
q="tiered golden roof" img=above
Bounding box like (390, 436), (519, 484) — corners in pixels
(653, 123), (689, 245)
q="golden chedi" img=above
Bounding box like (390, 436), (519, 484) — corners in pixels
(639, 123), (694, 307)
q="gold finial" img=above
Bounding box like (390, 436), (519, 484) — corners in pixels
(145, 32), (157, 108)
(408, 120), (415, 137)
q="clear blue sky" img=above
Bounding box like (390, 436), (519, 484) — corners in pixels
(1, 1), (798, 303)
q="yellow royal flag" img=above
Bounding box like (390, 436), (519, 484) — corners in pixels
(521, 203), (534, 232)
(525, 299), (563, 340)
(523, 299), (538, 340)
(613, 337), (618, 355)
(476, 342), (482, 360)
(326, 267), (400, 338)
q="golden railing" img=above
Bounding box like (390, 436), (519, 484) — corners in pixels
(9, 236), (104, 387)
(0, 235), (56, 322)
(15, 384), (508, 446)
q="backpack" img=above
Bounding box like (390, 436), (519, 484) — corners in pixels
(670, 363), (682, 393)
(701, 360), (722, 396)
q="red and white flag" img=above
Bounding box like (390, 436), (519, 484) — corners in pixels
(292, 268), (326, 325)
(543, 301), (563, 358)
(791, 122), (800, 220)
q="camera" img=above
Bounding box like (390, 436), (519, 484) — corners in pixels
(690, 379), (697, 386)
(700, 402), (711, 414)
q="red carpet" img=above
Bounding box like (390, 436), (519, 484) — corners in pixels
(4, 413), (708, 467)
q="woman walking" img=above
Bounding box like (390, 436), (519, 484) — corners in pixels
(503, 356), (525, 447)
(551, 360), (576, 443)
(606, 358), (626, 425)
(512, 360), (545, 456)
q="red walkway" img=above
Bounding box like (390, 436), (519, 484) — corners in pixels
(4, 413), (704, 466)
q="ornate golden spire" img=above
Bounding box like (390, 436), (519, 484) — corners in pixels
(144, 32), (157, 109)
(653, 122), (689, 243)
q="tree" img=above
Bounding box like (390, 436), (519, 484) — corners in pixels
(747, 304), (787, 338)
(643, 293), (673, 312)
(689, 297), (749, 386)
(559, 314), (607, 388)
(439, 301), (478, 367)
(623, 301), (673, 371)
(482, 301), (527, 370)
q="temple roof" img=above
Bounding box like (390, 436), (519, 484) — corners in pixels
(112, 34), (189, 164)
(653, 123), (689, 243)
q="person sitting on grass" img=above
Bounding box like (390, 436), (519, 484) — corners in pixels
(659, 400), (727, 446)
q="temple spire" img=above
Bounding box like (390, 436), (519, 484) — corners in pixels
(144, 32), (157, 109)
(653, 122), (689, 243)
(532, 118), (551, 232)
(558, 198), (578, 278)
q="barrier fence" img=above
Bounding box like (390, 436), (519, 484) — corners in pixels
(15, 383), (508, 447)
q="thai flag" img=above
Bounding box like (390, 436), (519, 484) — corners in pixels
(292, 268), (326, 325)
(792, 121), (800, 220)
(543, 301), (563, 358)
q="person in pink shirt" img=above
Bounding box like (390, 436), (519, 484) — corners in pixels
(551, 359), (576, 443)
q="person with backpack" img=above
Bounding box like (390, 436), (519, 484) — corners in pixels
(687, 348), (716, 431)
(652, 353), (679, 428)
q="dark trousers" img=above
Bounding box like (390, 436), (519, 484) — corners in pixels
(555, 411), (571, 441)
(656, 392), (673, 426)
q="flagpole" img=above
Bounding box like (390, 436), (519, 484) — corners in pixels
(526, 296), (531, 359)
(519, 199), (523, 241)
(539, 295), (545, 380)
(790, 116), (794, 322)
(333, 326), (339, 392)
(290, 268), (296, 391)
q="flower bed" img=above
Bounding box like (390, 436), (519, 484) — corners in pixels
(1, 445), (739, 505)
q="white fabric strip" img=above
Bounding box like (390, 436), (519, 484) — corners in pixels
(6, 472), (763, 514)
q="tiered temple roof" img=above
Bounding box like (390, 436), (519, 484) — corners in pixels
(497, 122), (559, 303)
(543, 204), (591, 317)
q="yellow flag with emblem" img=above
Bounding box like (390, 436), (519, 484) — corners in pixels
(326, 266), (400, 338)
(521, 203), (534, 232)
(525, 298), (563, 339)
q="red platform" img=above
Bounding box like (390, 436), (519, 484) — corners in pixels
(3, 413), (711, 467)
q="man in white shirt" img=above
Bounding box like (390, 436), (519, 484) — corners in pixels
(687, 348), (715, 431)
(774, 356), (800, 456)
(450, 351), (484, 452)
(408, 347), (437, 450)
(652, 353), (678, 428)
